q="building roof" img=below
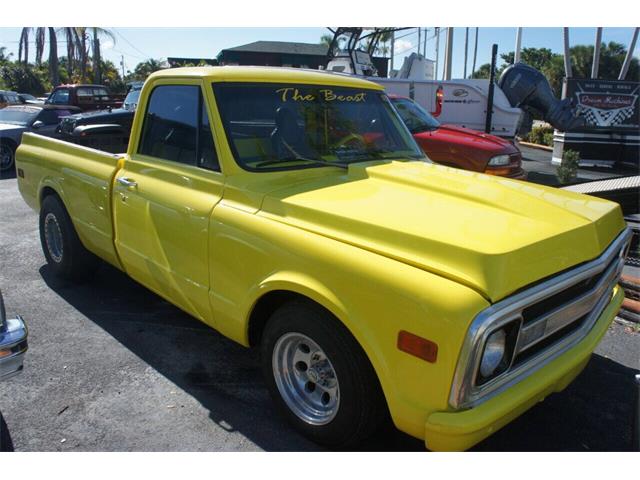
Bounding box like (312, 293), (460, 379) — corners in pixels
(147, 66), (384, 90)
(221, 41), (329, 57)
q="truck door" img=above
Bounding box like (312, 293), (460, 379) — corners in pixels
(113, 82), (223, 323)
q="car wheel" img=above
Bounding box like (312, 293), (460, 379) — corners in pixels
(261, 299), (388, 448)
(39, 194), (99, 281)
(0, 142), (15, 172)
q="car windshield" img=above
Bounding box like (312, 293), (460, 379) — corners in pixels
(123, 89), (140, 110)
(0, 106), (40, 126)
(391, 97), (440, 133)
(213, 83), (425, 171)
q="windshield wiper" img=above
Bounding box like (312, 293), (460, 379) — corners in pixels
(255, 156), (348, 169)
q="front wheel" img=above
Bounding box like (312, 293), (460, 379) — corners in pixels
(261, 300), (388, 448)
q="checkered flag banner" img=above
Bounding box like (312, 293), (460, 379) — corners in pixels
(575, 84), (639, 128)
(577, 102), (637, 128)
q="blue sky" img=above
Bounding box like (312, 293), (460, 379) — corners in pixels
(0, 27), (638, 79)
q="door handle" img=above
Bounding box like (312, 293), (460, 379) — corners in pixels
(117, 177), (137, 189)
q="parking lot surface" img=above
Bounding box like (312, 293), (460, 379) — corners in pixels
(0, 175), (638, 451)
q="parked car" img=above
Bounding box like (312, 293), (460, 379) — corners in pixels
(17, 93), (44, 105)
(390, 95), (526, 179)
(0, 289), (28, 452)
(0, 104), (81, 171)
(0, 289), (28, 381)
(46, 84), (124, 112)
(15, 67), (631, 451)
(57, 81), (142, 138)
(0, 91), (21, 109)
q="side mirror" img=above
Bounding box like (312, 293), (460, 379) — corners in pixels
(32, 120), (45, 130)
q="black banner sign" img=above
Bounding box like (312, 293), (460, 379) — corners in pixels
(565, 78), (640, 132)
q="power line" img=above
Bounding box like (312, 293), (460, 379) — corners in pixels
(112, 28), (151, 60)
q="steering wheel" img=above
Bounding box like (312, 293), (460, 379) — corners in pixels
(330, 133), (367, 150)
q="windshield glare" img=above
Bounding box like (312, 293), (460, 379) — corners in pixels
(0, 107), (39, 126)
(213, 83), (425, 171)
(391, 97), (440, 133)
(124, 89), (140, 109)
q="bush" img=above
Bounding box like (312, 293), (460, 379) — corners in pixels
(557, 149), (580, 185)
(0, 63), (49, 95)
(524, 125), (554, 146)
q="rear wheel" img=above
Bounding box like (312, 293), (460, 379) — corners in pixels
(261, 299), (388, 448)
(0, 142), (15, 172)
(39, 195), (99, 281)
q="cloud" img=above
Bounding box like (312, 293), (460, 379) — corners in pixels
(102, 39), (114, 50)
(394, 39), (414, 54)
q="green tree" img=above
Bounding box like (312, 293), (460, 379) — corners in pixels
(130, 58), (168, 81)
(470, 63), (492, 79)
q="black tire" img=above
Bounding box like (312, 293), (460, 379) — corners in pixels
(261, 299), (388, 448)
(39, 194), (99, 281)
(0, 141), (16, 172)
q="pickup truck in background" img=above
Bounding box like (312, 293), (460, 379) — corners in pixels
(15, 67), (631, 451)
(45, 84), (124, 112)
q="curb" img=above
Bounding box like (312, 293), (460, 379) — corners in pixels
(517, 141), (554, 152)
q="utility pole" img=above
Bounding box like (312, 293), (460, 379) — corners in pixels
(463, 27), (469, 78)
(591, 28), (602, 78)
(435, 27), (440, 80)
(120, 55), (125, 80)
(471, 27), (479, 77)
(563, 27), (573, 78)
(390, 30), (395, 74)
(443, 27), (454, 80)
(514, 27), (523, 63)
(619, 27), (639, 80)
(417, 27), (421, 57)
(423, 28), (427, 57)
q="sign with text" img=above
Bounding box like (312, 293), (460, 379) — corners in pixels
(565, 78), (640, 132)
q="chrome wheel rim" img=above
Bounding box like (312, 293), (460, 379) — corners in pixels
(44, 213), (64, 263)
(0, 145), (14, 171)
(272, 332), (340, 425)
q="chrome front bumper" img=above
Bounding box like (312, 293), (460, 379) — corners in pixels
(0, 315), (28, 381)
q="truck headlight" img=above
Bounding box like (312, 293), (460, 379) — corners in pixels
(488, 155), (511, 167)
(479, 329), (506, 378)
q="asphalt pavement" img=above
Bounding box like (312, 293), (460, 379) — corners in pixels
(0, 174), (638, 452)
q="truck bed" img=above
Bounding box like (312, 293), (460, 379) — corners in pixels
(16, 133), (124, 268)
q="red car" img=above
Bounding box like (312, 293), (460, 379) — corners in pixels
(45, 84), (124, 112)
(390, 95), (526, 179)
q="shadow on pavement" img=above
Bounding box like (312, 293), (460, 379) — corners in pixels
(39, 261), (636, 452)
(473, 353), (638, 451)
(0, 412), (15, 452)
(39, 262), (423, 451)
(0, 168), (17, 181)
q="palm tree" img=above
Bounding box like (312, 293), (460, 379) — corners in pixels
(18, 27), (31, 64)
(91, 27), (116, 84)
(61, 28), (77, 80)
(48, 28), (59, 87)
(35, 27), (46, 65)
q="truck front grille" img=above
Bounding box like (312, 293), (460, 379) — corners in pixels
(449, 228), (632, 409)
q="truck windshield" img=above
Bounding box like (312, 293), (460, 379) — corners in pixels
(213, 83), (425, 171)
(0, 106), (40, 126)
(390, 97), (440, 133)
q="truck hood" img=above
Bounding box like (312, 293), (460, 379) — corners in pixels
(0, 123), (27, 135)
(259, 161), (624, 302)
(421, 124), (518, 155)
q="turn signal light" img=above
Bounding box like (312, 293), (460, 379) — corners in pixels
(397, 330), (438, 363)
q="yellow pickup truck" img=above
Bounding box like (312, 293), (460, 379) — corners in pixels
(15, 67), (631, 451)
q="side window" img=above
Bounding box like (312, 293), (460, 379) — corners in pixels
(51, 89), (70, 104)
(139, 85), (198, 165)
(198, 97), (219, 171)
(37, 109), (62, 125)
(139, 85), (219, 171)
